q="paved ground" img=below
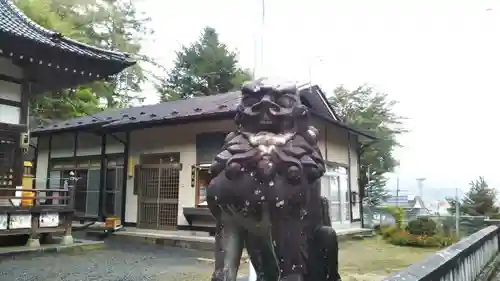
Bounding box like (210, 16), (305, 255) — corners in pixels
(0, 234), (435, 281)
(0, 236), (234, 281)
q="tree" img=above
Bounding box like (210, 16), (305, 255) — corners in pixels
(15, 0), (155, 121)
(328, 85), (408, 206)
(447, 177), (499, 216)
(158, 26), (252, 101)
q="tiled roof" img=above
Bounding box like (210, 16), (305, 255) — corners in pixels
(0, 0), (132, 63)
(32, 88), (377, 141)
(33, 92), (241, 133)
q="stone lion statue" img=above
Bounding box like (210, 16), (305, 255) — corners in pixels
(207, 78), (341, 281)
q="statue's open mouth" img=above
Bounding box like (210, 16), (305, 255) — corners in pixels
(259, 112), (275, 127)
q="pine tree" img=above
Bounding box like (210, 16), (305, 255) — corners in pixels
(157, 27), (252, 101)
(447, 177), (499, 216)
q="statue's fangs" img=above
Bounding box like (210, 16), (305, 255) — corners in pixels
(207, 78), (342, 281)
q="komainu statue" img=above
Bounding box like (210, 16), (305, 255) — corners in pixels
(207, 78), (341, 281)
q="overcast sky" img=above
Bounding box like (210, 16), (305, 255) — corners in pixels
(136, 0), (500, 193)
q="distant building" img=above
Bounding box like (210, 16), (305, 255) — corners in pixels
(382, 194), (430, 219)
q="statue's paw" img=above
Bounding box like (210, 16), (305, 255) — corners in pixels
(225, 162), (243, 180)
(256, 159), (275, 181)
(286, 165), (302, 185)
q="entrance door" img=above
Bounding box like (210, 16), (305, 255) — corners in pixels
(323, 165), (350, 226)
(135, 164), (180, 229)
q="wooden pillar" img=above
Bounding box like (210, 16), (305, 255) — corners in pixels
(61, 176), (76, 245)
(98, 133), (107, 220)
(13, 76), (29, 188)
(27, 212), (40, 247)
(120, 131), (130, 222)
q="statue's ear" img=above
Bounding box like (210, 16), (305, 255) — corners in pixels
(293, 104), (309, 117)
(293, 105), (310, 133)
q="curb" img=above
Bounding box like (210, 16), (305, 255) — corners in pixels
(0, 240), (105, 258)
(106, 229), (374, 252)
(109, 233), (214, 251)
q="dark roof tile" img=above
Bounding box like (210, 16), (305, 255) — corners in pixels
(31, 89), (376, 140)
(32, 92), (240, 134)
(0, 0), (132, 63)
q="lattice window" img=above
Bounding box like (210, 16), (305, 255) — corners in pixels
(137, 165), (180, 229)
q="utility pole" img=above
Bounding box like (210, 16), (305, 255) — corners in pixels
(396, 175), (400, 207)
(252, 0), (266, 78)
(250, 1), (265, 279)
(455, 187), (460, 237)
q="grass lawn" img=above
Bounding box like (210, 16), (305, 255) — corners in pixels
(157, 236), (437, 281)
(339, 236), (437, 281)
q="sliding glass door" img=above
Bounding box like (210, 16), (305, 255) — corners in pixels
(322, 165), (350, 226)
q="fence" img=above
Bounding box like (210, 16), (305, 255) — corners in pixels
(0, 176), (77, 244)
(363, 204), (490, 238)
(383, 225), (500, 281)
(0, 176), (77, 207)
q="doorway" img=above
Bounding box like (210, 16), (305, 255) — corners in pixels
(136, 153), (181, 229)
(322, 165), (350, 226)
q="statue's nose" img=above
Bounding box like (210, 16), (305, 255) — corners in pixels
(252, 95), (279, 113)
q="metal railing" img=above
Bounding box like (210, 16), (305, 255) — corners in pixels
(0, 177), (77, 208)
(383, 225), (500, 281)
(0, 177), (78, 241)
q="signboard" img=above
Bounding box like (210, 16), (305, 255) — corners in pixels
(0, 214), (7, 230)
(39, 213), (59, 228)
(9, 214), (31, 229)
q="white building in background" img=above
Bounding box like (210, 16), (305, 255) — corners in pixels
(32, 86), (376, 232)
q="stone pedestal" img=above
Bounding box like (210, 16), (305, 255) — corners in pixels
(26, 238), (40, 248)
(60, 235), (74, 245)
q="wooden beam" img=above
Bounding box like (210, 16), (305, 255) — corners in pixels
(0, 97), (21, 107)
(120, 131), (130, 222)
(0, 73), (22, 84)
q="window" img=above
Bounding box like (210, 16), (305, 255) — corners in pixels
(196, 132), (227, 164)
(194, 166), (211, 206)
(104, 156), (124, 217)
(322, 163), (350, 224)
(0, 104), (20, 124)
(49, 155), (125, 217)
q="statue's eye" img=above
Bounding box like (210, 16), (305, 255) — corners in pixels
(242, 96), (259, 107)
(276, 95), (294, 108)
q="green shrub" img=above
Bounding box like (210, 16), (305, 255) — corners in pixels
(406, 217), (437, 236)
(383, 206), (405, 230)
(441, 216), (455, 236)
(385, 230), (458, 248)
(380, 225), (398, 239)
(489, 213), (500, 219)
